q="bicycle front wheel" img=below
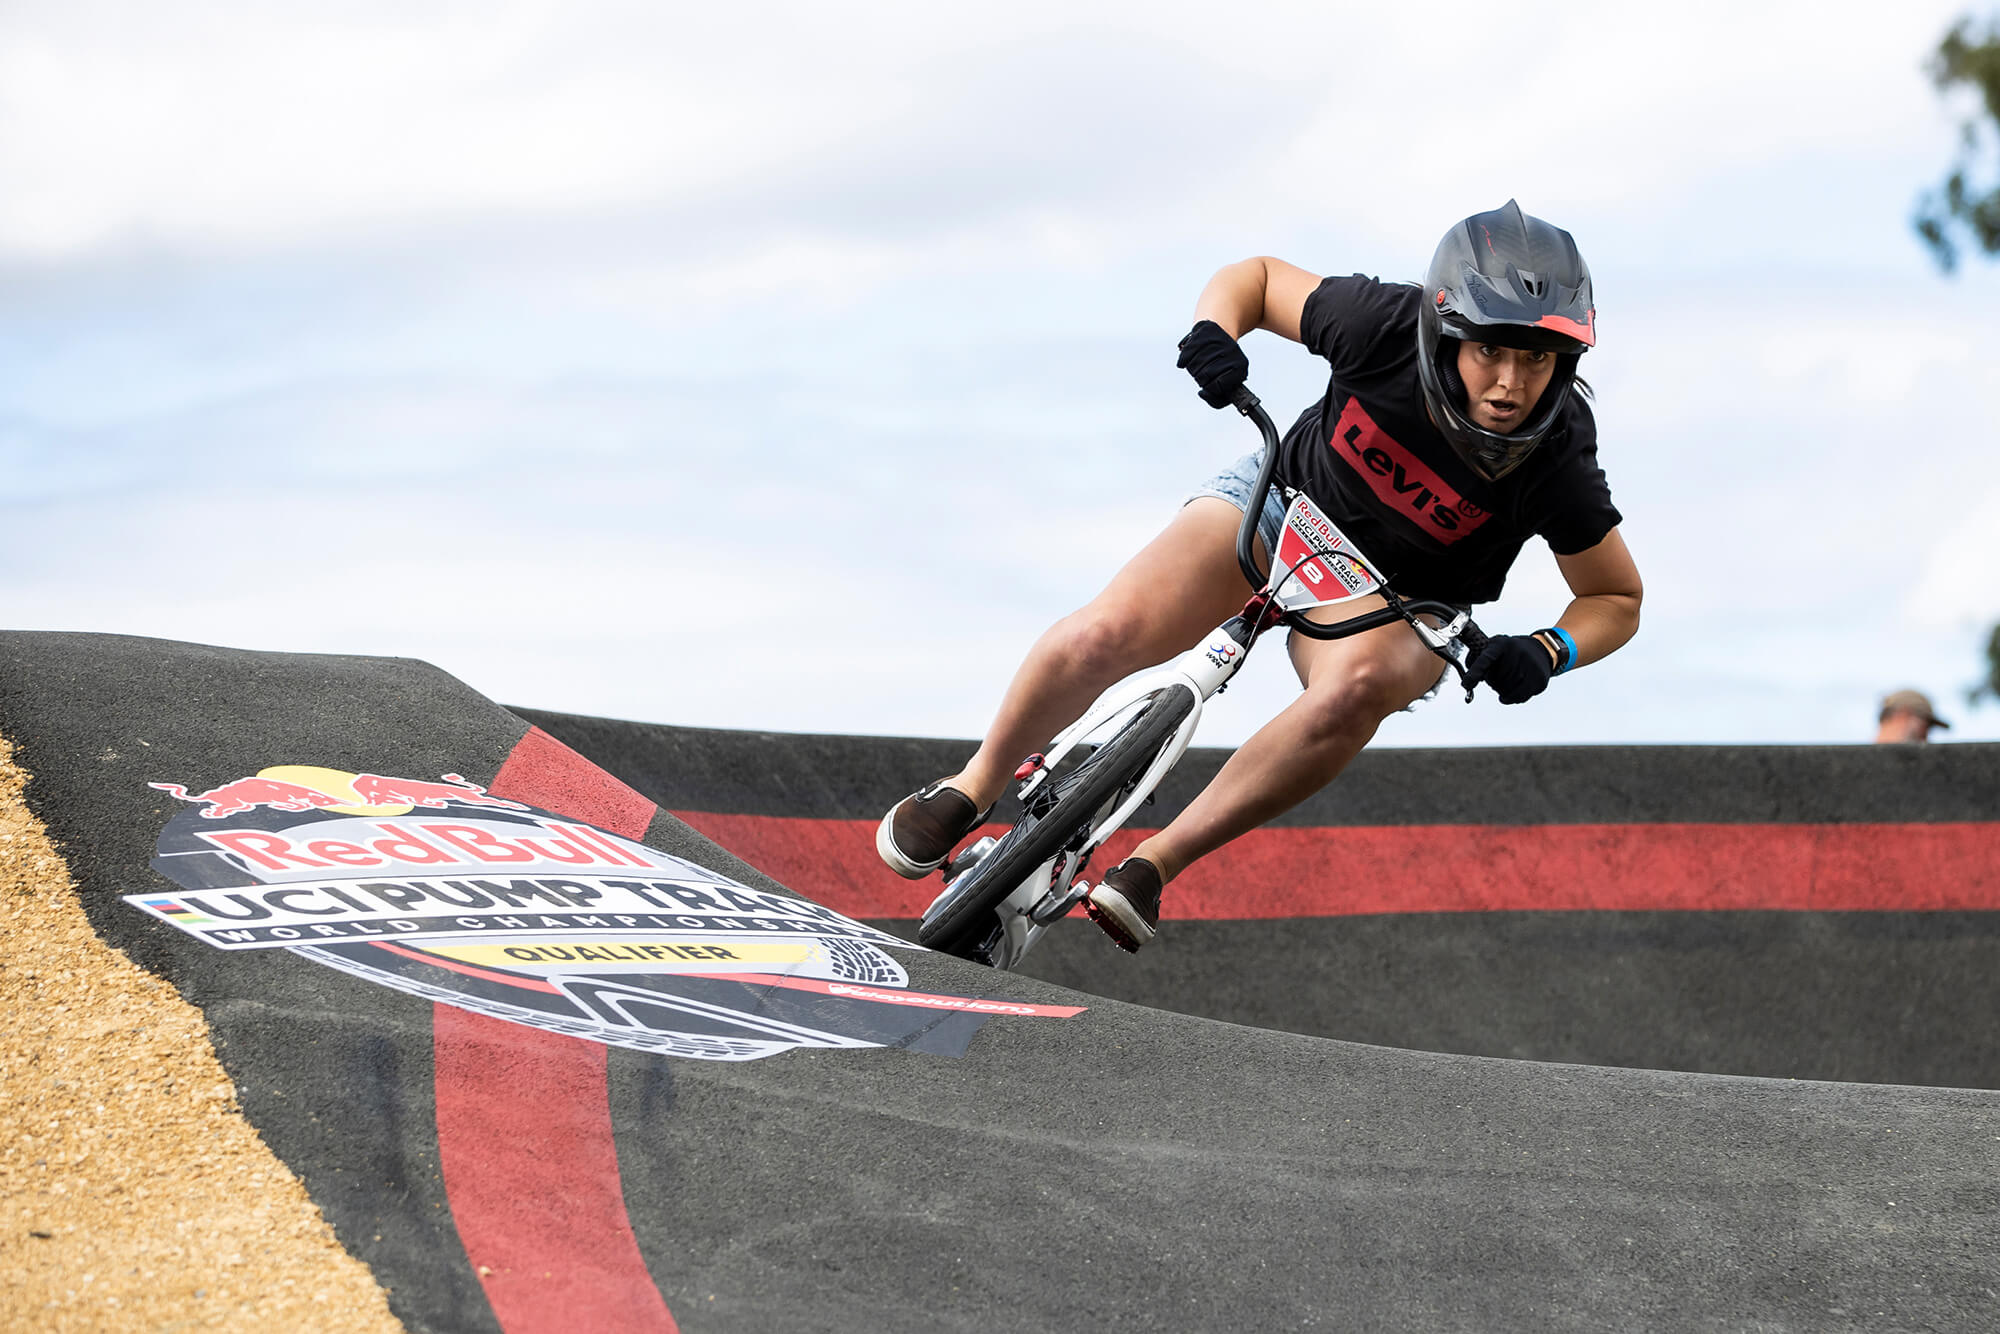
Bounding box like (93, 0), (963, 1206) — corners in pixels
(916, 684), (1196, 958)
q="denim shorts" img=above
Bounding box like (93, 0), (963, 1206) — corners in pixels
(1187, 449), (1287, 558)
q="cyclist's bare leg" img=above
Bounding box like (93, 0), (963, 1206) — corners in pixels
(1126, 598), (1444, 881)
(942, 498), (1265, 812)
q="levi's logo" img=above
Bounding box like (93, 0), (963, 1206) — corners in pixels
(1328, 398), (1489, 545)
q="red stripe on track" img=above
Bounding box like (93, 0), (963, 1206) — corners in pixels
(670, 812), (2000, 918)
(435, 727), (677, 1334)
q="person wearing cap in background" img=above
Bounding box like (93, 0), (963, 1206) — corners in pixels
(1876, 689), (1949, 743)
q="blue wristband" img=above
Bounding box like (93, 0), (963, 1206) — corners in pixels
(1540, 626), (1578, 675)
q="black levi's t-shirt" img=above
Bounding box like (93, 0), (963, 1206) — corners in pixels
(1274, 274), (1621, 607)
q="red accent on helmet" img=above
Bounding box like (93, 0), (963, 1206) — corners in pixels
(1535, 309), (1596, 347)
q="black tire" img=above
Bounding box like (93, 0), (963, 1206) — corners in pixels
(917, 684), (1196, 957)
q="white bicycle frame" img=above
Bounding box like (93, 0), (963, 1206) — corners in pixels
(943, 491), (1473, 969)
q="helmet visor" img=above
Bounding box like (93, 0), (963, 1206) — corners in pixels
(1437, 308), (1593, 355)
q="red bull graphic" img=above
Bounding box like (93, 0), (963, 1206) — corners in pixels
(131, 761), (1085, 1061)
(151, 768), (526, 819)
(347, 772), (526, 810)
(149, 776), (353, 819)
(1273, 494), (1382, 609)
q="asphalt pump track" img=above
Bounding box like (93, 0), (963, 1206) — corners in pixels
(3, 630), (1997, 1332)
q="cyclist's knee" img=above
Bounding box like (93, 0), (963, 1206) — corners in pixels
(1044, 602), (1158, 679)
(1297, 662), (1418, 735)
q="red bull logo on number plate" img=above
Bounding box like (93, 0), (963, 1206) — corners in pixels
(1273, 494), (1382, 611)
(132, 763), (1082, 1061)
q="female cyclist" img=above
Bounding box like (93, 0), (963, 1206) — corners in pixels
(878, 200), (1643, 953)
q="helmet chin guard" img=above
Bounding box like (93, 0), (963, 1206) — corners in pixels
(1415, 200), (1594, 481)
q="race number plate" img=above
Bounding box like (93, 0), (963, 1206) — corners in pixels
(1270, 494), (1383, 612)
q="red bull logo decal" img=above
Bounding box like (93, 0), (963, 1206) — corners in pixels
(151, 766), (525, 819)
(131, 761), (1083, 1061)
(1274, 496), (1380, 606)
(148, 776), (351, 818)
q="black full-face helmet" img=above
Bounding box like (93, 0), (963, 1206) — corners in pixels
(1415, 200), (1595, 481)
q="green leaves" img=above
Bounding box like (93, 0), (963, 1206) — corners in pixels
(1973, 623), (2000, 706)
(1915, 15), (2000, 271)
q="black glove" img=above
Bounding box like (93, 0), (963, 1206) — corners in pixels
(1176, 320), (1249, 409)
(1463, 634), (1556, 705)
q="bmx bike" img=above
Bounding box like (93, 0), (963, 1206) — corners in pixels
(913, 384), (1491, 969)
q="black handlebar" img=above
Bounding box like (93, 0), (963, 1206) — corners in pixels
(1228, 387), (1280, 592)
(1227, 389), (1486, 672)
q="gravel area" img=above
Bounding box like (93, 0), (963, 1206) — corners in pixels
(0, 734), (405, 1332)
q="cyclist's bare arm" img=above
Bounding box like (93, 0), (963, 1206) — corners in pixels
(1193, 258), (1324, 344)
(1546, 527), (1643, 669)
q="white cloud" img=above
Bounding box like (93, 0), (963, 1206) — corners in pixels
(4, 0), (2000, 749)
(1248, 4), (1970, 243)
(0, 1), (899, 255)
(1909, 488), (2000, 630)
(4, 0), (1974, 262)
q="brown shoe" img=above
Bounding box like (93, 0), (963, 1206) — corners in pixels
(875, 781), (991, 879)
(1085, 857), (1163, 952)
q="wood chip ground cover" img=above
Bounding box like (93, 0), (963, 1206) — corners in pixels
(0, 734), (405, 1332)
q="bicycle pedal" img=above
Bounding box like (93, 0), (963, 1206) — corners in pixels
(941, 836), (998, 884)
(1080, 895), (1142, 955)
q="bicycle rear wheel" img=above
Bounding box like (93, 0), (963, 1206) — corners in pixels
(916, 684), (1196, 958)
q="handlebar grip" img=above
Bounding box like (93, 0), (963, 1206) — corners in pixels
(1230, 385), (1261, 414)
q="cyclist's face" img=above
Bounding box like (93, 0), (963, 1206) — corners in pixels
(1456, 341), (1556, 434)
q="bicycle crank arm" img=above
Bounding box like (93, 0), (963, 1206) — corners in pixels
(1029, 879), (1091, 926)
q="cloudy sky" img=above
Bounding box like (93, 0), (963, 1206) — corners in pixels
(4, 1), (1998, 749)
